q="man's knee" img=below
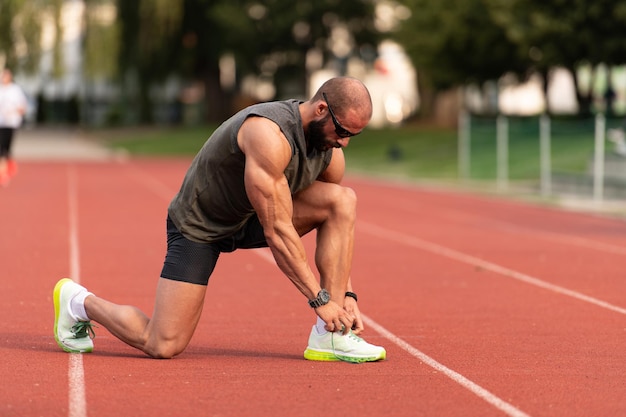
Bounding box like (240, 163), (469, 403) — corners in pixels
(144, 338), (188, 359)
(292, 182), (357, 233)
(142, 326), (192, 359)
(332, 185), (357, 218)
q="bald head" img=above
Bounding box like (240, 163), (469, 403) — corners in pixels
(311, 77), (372, 122)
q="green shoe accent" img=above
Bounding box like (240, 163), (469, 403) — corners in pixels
(303, 326), (386, 363)
(53, 278), (95, 353)
(303, 348), (341, 361)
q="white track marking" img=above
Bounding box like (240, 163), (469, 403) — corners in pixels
(66, 165), (88, 417)
(363, 316), (532, 417)
(68, 166), (81, 281)
(67, 355), (87, 417)
(359, 221), (626, 315)
(251, 247), (532, 416)
(351, 177), (626, 256)
(438, 208), (626, 256)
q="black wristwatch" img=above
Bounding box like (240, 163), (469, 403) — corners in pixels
(308, 289), (331, 308)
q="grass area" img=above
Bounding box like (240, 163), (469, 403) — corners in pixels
(100, 125), (219, 155)
(468, 116), (602, 180)
(94, 116), (610, 183)
(343, 124), (459, 179)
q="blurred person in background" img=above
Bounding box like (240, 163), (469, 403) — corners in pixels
(0, 68), (28, 187)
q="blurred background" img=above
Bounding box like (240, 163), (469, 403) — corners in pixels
(2, 0), (625, 127)
(2, 0), (626, 205)
(1, 0), (417, 127)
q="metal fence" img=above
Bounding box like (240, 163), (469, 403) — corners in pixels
(457, 113), (626, 202)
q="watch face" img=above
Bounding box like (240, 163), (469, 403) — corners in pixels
(309, 289), (331, 308)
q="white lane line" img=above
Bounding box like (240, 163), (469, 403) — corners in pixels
(438, 208), (626, 256)
(67, 165), (88, 417)
(359, 221), (626, 316)
(363, 316), (532, 417)
(68, 166), (81, 281)
(251, 248), (532, 416)
(67, 355), (87, 417)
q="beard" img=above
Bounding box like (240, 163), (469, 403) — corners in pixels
(306, 117), (333, 152)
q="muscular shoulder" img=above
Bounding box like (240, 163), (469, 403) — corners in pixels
(237, 116), (292, 174)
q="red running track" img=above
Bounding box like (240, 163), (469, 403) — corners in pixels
(1, 159), (625, 417)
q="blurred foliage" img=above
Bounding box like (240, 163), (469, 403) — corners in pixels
(393, 0), (626, 115)
(0, 0), (48, 72)
(485, 0), (626, 114)
(2, 0), (626, 124)
(83, 1), (120, 79)
(1, 0), (378, 123)
(393, 0), (526, 90)
(113, 0), (378, 122)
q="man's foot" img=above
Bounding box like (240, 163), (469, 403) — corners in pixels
(304, 325), (386, 363)
(53, 278), (95, 353)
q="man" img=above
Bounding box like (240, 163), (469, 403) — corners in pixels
(0, 68), (28, 186)
(53, 76), (386, 363)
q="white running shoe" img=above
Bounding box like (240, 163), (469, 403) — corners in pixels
(304, 325), (386, 363)
(53, 278), (95, 353)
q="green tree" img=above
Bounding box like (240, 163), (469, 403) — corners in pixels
(3, 0), (378, 124)
(392, 0), (526, 116)
(0, 0), (59, 74)
(113, 0), (184, 123)
(83, 0), (120, 79)
(393, 0), (626, 117)
(487, 0), (626, 115)
(112, 0), (378, 123)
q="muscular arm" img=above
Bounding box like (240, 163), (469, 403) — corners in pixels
(317, 147), (345, 184)
(237, 117), (321, 300)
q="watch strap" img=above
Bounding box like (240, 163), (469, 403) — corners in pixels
(345, 291), (358, 302)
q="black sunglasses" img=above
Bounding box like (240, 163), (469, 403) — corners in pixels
(322, 92), (358, 138)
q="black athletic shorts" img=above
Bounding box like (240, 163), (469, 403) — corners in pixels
(160, 215), (268, 285)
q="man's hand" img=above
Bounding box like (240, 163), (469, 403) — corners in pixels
(315, 301), (355, 335)
(343, 296), (364, 334)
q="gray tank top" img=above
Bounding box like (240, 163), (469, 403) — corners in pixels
(168, 99), (333, 242)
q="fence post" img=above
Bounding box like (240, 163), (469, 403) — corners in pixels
(593, 113), (606, 203)
(539, 114), (552, 197)
(458, 110), (471, 181)
(496, 115), (509, 192)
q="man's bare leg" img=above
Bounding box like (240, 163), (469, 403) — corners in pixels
(292, 181), (356, 304)
(295, 181), (386, 362)
(84, 278), (207, 358)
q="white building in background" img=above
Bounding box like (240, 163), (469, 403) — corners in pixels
(366, 40), (419, 127)
(467, 65), (626, 117)
(498, 68), (579, 115)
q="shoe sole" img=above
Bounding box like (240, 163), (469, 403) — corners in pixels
(304, 348), (386, 363)
(53, 278), (93, 353)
